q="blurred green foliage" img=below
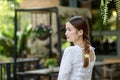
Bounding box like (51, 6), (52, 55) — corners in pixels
(44, 58), (58, 67)
(0, 0), (22, 57)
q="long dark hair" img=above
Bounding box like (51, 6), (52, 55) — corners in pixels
(69, 16), (90, 68)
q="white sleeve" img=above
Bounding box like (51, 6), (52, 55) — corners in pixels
(57, 47), (73, 80)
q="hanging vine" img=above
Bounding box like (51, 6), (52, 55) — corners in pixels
(114, 0), (120, 17)
(100, 0), (112, 25)
(100, 0), (120, 25)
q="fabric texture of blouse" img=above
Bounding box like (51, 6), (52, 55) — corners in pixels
(57, 45), (96, 80)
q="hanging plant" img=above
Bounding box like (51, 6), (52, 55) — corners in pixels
(100, 0), (112, 25)
(114, 0), (120, 17)
(33, 24), (52, 40)
(100, 0), (120, 25)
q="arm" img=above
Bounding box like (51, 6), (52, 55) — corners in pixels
(58, 47), (73, 80)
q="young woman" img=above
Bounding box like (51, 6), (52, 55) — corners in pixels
(58, 16), (96, 80)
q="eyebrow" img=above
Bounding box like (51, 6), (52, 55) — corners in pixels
(65, 26), (71, 30)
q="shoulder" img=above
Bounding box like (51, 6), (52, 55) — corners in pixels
(89, 45), (96, 60)
(63, 46), (76, 55)
(61, 46), (74, 59)
(90, 46), (95, 50)
(63, 46), (81, 56)
(89, 45), (95, 54)
(64, 46), (77, 52)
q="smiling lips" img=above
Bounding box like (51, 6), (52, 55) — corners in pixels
(66, 36), (70, 39)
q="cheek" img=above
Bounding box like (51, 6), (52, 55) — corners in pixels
(70, 33), (79, 41)
(72, 35), (79, 41)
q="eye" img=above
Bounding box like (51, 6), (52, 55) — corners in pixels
(68, 29), (71, 31)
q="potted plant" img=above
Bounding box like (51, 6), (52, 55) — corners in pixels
(33, 24), (52, 40)
(44, 58), (58, 71)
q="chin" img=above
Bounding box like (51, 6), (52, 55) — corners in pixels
(67, 39), (72, 42)
(66, 39), (70, 42)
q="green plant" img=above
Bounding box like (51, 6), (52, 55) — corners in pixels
(100, 0), (112, 25)
(44, 58), (57, 67)
(114, 0), (120, 17)
(0, 35), (14, 57)
(0, 0), (23, 57)
(18, 24), (33, 57)
(33, 24), (52, 40)
(100, 0), (120, 25)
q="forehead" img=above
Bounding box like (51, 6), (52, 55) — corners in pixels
(66, 22), (74, 29)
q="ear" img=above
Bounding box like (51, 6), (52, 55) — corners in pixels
(78, 30), (83, 36)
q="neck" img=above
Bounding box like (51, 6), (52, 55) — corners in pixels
(74, 38), (84, 48)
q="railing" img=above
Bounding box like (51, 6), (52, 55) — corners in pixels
(0, 58), (39, 80)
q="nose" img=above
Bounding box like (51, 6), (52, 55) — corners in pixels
(65, 31), (67, 36)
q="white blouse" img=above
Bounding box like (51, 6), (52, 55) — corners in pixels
(57, 45), (96, 80)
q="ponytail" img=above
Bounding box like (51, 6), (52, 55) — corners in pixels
(83, 36), (90, 68)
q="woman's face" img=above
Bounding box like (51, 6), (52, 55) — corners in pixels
(65, 22), (81, 43)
